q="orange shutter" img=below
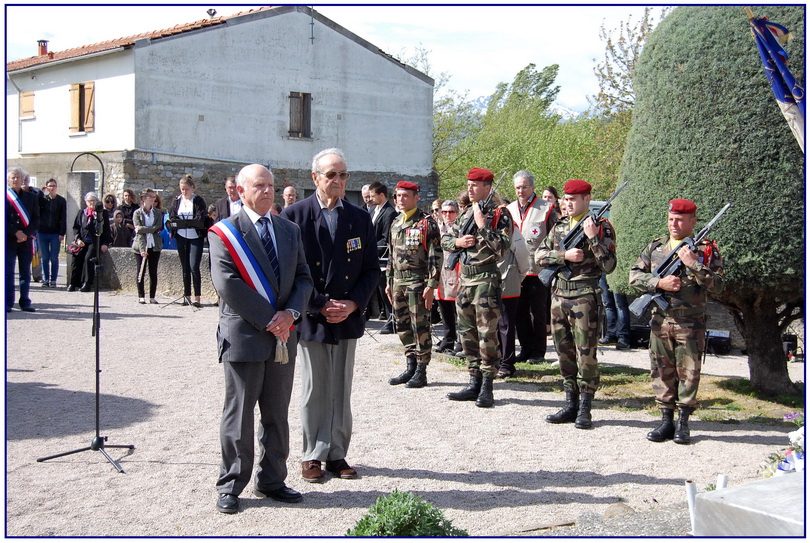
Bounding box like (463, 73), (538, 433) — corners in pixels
(83, 81), (95, 132)
(69, 84), (81, 132)
(20, 91), (35, 117)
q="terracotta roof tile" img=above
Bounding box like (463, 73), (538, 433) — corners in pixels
(7, 6), (275, 72)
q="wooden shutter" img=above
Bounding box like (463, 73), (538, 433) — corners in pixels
(83, 81), (95, 132)
(69, 84), (81, 132)
(20, 91), (35, 118)
(289, 92), (303, 137)
(302, 93), (312, 138)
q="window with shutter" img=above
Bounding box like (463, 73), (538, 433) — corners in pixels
(69, 81), (95, 132)
(20, 91), (35, 118)
(288, 91), (312, 138)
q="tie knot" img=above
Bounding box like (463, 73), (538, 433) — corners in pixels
(259, 217), (270, 227)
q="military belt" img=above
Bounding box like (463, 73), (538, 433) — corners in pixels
(555, 277), (599, 291)
(393, 269), (426, 280)
(654, 305), (706, 318)
(460, 263), (498, 277)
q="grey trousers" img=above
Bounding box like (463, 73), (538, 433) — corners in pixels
(299, 338), (357, 462)
(216, 342), (296, 496)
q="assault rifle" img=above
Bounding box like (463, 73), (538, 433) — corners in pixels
(446, 171), (506, 270)
(628, 202), (732, 318)
(538, 181), (628, 287)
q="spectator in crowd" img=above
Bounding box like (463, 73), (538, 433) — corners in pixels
(282, 185), (297, 208)
(599, 272), (631, 350)
(133, 189), (164, 304)
(281, 147), (379, 483)
(215, 176), (242, 220)
(367, 181), (397, 327)
(497, 203), (531, 378)
(6, 167), (40, 311)
(361, 184), (374, 212)
(68, 192), (111, 292)
(103, 193), (118, 214)
(110, 209), (133, 248)
(507, 171), (557, 364)
(434, 200), (461, 355)
(271, 202), (283, 216)
(207, 204), (218, 224)
(37, 178), (67, 288)
(20, 173), (43, 283)
(169, 174), (207, 307)
(119, 188), (139, 237)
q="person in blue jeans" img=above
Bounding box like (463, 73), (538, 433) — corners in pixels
(6, 167), (40, 312)
(38, 178), (67, 287)
(599, 272), (631, 350)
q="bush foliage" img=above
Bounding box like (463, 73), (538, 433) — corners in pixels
(346, 490), (469, 537)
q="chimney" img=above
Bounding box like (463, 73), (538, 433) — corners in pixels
(37, 39), (48, 56)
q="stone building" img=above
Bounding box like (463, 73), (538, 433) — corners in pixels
(6, 6), (436, 209)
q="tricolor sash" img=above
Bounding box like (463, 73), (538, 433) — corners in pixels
(6, 188), (30, 228)
(210, 219), (277, 308)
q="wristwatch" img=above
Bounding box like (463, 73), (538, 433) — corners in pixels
(286, 309), (301, 321)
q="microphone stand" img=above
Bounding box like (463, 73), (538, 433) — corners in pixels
(37, 204), (135, 473)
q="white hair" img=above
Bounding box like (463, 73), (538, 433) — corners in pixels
(311, 148), (346, 173)
(84, 192), (98, 201)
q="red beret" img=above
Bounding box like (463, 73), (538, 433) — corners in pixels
(396, 181), (419, 192)
(467, 168), (495, 183)
(669, 199), (697, 214)
(563, 179), (592, 195)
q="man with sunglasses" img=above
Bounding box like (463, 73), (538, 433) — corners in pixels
(281, 148), (379, 483)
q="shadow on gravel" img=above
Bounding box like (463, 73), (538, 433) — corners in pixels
(6, 381), (158, 441)
(6, 302), (188, 323)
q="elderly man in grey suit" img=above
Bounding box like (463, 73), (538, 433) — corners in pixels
(209, 164), (313, 514)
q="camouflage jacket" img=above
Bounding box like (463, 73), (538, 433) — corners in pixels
(386, 209), (442, 289)
(535, 216), (617, 296)
(629, 235), (724, 315)
(440, 204), (513, 270)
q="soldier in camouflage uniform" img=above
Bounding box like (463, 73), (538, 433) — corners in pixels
(629, 199), (724, 444)
(385, 181), (442, 388)
(536, 179), (616, 429)
(441, 168), (512, 408)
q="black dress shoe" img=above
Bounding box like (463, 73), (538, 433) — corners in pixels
(20, 305), (36, 312)
(79, 284), (92, 292)
(254, 484), (302, 503)
(67, 285), (77, 292)
(216, 493), (239, 514)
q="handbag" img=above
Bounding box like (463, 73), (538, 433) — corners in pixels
(67, 240), (82, 255)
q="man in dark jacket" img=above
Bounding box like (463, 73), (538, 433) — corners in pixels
(38, 179), (67, 287)
(6, 167), (40, 311)
(281, 148), (379, 483)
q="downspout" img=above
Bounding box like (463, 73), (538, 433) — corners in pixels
(7, 73), (23, 153)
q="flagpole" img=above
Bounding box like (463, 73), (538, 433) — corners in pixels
(744, 6), (754, 20)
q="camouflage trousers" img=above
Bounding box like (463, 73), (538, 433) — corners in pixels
(550, 292), (600, 394)
(649, 312), (705, 409)
(392, 280), (432, 364)
(456, 275), (501, 378)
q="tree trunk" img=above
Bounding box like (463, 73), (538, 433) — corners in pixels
(729, 292), (799, 396)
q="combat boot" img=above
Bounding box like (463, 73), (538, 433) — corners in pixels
(388, 356), (417, 385)
(673, 407), (694, 444)
(574, 392), (594, 429)
(405, 363), (428, 388)
(447, 372), (482, 401)
(646, 408), (675, 442)
(546, 387), (579, 423)
(475, 376), (494, 408)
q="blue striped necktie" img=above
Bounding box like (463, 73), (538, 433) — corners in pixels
(258, 217), (280, 282)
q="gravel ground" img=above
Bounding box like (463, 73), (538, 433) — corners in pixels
(5, 283), (804, 538)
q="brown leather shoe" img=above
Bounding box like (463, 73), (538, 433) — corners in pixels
(325, 458), (358, 479)
(301, 460), (324, 483)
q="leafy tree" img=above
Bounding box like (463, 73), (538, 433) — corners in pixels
(612, 5), (804, 396)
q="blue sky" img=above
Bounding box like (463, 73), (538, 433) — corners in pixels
(4, 4), (667, 112)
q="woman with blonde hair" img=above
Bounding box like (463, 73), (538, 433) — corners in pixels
(168, 174), (207, 307)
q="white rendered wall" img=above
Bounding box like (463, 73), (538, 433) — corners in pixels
(133, 9), (433, 175)
(7, 52), (136, 158)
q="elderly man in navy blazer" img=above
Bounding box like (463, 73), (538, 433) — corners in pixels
(281, 148), (379, 483)
(209, 164), (312, 514)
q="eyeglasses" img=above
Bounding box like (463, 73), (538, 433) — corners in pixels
(441, 210), (457, 214)
(318, 171), (350, 180)
(432, 209), (440, 213)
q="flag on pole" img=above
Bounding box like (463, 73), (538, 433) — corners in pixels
(748, 12), (805, 152)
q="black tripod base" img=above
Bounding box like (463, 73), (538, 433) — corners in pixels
(37, 437), (135, 474)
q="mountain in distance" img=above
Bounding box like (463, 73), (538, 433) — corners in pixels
(470, 95), (582, 121)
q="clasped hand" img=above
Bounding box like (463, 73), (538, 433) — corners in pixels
(321, 299), (358, 324)
(266, 310), (294, 341)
